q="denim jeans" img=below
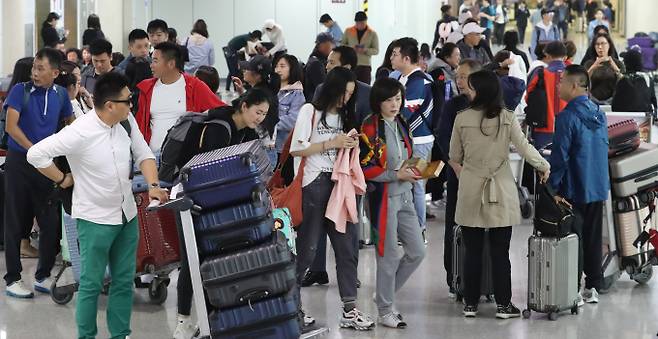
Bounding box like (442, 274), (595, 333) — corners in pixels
(412, 142), (433, 230)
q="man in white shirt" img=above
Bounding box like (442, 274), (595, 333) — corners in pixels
(262, 19), (287, 59)
(27, 72), (169, 339)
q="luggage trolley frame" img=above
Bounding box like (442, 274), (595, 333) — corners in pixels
(151, 197), (329, 339)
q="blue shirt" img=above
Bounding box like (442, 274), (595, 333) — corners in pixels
(327, 22), (343, 45)
(548, 95), (609, 204)
(3, 82), (73, 153)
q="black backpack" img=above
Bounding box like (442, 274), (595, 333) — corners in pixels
(525, 67), (549, 128)
(158, 108), (232, 183)
(612, 72), (656, 114)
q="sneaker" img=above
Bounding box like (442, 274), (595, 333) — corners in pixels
(582, 288), (599, 304)
(34, 277), (54, 294)
(495, 303), (521, 319)
(576, 293), (585, 307)
(422, 229), (428, 246)
(393, 310), (403, 321)
(378, 312), (407, 329)
(463, 304), (478, 317)
(301, 310), (316, 326)
(301, 271), (329, 287)
(173, 314), (199, 339)
(426, 212), (436, 220)
(448, 287), (456, 300)
(340, 307), (375, 331)
(6, 280), (34, 298)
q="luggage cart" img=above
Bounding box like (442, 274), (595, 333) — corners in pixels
(151, 197), (329, 339)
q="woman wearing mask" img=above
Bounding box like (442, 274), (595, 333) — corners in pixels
(173, 89), (270, 339)
(360, 78), (426, 329)
(290, 67), (375, 332)
(273, 54), (305, 159)
(184, 19), (215, 75)
(583, 33), (624, 104)
(449, 70), (550, 319)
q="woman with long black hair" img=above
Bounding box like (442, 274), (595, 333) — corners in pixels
(449, 70), (549, 319)
(290, 67), (375, 332)
(41, 12), (66, 48)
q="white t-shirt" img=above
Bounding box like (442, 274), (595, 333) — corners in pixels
(149, 75), (187, 152)
(289, 103), (342, 187)
(495, 6), (506, 24)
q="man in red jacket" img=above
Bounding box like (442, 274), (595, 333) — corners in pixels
(136, 42), (223, 152)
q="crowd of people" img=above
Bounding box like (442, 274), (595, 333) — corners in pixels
(0, 1), (657, 338)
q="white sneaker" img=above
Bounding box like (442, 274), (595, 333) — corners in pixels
(582, 288), (599, 304)
(576, 293), (585, 307)
(378, 312), (407, 329)
(422, 229), (428, 246)
(340, 307), (375, 331)
(6, 280), (34, 298)
(173, 314), (199, 339)
(34, 277), (54, 294)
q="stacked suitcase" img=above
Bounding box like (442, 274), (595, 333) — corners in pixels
(605, 140), (658, 286)
(177, 140), (302, 339)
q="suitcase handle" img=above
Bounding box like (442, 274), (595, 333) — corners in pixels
(239, 289), (270, 302)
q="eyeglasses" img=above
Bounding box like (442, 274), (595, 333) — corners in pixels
(106, 94), (133, 105)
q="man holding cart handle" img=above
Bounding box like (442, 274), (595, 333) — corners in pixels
(26, 72), (169, 339)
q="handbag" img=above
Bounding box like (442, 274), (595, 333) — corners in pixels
(268, 109), (316, 227)
(533, 183), (576, 237)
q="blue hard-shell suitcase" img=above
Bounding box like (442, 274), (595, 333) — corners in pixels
(180, 139), (272, 192)
(196, 218), (274, 256)
(193, 187), (271, 232)
(209, 290), (300, 339)
(200, 232), (296, 309)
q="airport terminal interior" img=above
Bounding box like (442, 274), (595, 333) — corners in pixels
(1, 0), (658, 338)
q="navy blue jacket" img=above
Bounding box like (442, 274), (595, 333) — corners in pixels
(437, 94), (470, 162)
(499, 74), (526, 111)
(548, 95), (610, 203)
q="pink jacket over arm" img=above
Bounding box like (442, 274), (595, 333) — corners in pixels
(325, 130), (366, 233)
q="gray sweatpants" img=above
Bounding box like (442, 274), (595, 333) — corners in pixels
(375, 189), (426, 315)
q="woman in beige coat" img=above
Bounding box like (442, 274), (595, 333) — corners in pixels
(449, 70), (550, 319)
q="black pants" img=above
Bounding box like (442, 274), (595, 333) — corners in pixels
(462, 226), (513, 306)
(572, 201), (603, 290)
(354, 66), (372, 85)
(558, 21), (569, 39)
(175, 212), (212, 316)
(443, 167), (458, 289)
(3, 150), (59, 285)
(494, 23), (506, 45)
(223, 47), (240, 91)
(309, 214), (360, 273)
(517, 25), (527, 44)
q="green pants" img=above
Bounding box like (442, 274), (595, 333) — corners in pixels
(76, 217), (138, 339)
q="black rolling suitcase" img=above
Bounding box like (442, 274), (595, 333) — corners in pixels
(452, 225), (495, 302)
(200, 232), (296, 309)
(209, 290), (301, 339)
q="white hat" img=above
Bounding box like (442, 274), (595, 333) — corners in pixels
(263, 19), (276, 30)
(462, 22), (486, 35)
(447, 32), (464, 44)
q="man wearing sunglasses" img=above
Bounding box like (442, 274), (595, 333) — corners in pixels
(27, 72), (169, 339)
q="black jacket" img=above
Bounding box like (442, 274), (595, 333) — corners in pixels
(82, 29), (105, 46)
(304, 51), (328, 102)
(200, 107), (259, 153)
(41, 25), (61, 47)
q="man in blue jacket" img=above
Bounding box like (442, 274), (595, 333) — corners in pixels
(549, 64), (609, 305)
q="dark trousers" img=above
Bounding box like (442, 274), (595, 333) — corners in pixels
(558, 21), (569, 39)
(354, 66), (372, 85)
(223, 47), (240, 91)
(494, 23), (506, 45)
(309, 217), (360, 273)
(443, 167), (458, 289)
(3, 150), (59, 285)
(462, 226), (513, 306)
(296, 173), (358, 306)
(517, 25), (527, 44)
(175, 212), (212, 316)
(572, 201), (603, 290)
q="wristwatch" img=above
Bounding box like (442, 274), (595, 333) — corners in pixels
(149, 182), (161, 189)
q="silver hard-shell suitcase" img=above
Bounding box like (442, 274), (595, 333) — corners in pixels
(523, 233), (580, 321)
(609, 143), (658, 198)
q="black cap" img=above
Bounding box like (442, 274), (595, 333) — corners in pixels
(315, 32), (335, 45)
(239, 55), (271, 75)
(319, 14), (332, 23)
(355, 11), (368, 22)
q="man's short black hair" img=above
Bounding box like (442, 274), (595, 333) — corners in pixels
(249, 30), (262, 40)
(128, 29), (148, 44)
(89, 39), (112, 57)
(319, 13), (332, 23)
(35, 48), (63, 70)
(147, 19), (168, 34)
(544, 40), (567, 58)
(441, 4), (452, 14)
(391, 37), (419, 64)
(332, 45), (358, 70)
(93, 72), (129, 108)
(564, 64), (590, 90)
(154, 42), (184, 71)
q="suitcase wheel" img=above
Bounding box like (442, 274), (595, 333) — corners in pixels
(148, 280), (168, 304)
(548, 312), (558, 321)
(570, 306), (579, 315)
(522, 309), (531, 319)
